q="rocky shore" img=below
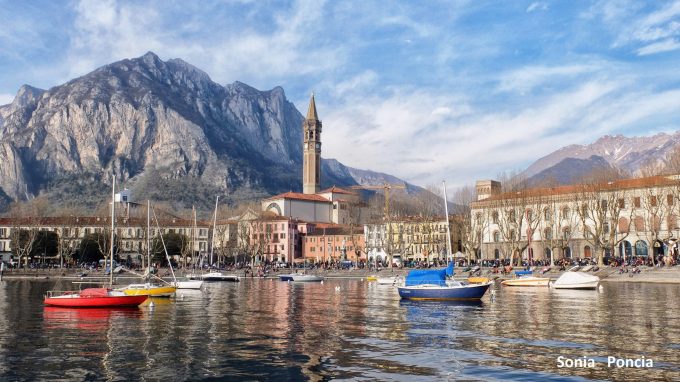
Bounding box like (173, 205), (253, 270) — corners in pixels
(2, 266), (679, 284)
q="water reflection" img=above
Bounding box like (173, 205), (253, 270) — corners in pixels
(0, 279), (679, 381)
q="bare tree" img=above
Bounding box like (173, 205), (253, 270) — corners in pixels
(537, 197), (580, 266)
(575, 183), (632, 266)
(495, 190), (543, 266)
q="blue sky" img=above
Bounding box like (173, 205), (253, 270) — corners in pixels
(1, 0), (680, 189)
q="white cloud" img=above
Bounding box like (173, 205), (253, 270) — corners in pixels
(526, 2), (548, 13)
(637, 38), (680, 55)
(0, 93), (14, 105)
(497, 64), (599, 93)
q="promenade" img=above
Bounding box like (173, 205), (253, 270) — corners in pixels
(2, 266), (680, 284)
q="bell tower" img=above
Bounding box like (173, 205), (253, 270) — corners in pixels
(303, 93), (322, 194)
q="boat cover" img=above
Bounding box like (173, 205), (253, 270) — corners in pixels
(515, 270), (532, 276)
(405, 262), (454, 286)
(80, 288), (109, 297)
(553, 272), (599, 286)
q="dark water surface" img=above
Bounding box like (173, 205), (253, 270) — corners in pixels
(1, 279), (679, 381)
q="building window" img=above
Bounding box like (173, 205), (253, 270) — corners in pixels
(526, 209), (533, 222)
(634, 197), (641, 208)
(493, 231), (500, 242)
(544, 228), (552, 240)
(668, 194), (674, 206)
(562, 227), (571, 240)
(650, 195), (657, 207)
(544, 208), (551, 221)
(492, 211), (499, 224)
(508, 210), (516, 223)
(618, 198), (625, 208)
(561, 207), (570, 219)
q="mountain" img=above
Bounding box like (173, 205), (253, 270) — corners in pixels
(527, 155), (614, 186)
(0, 52), (421, 212)
(523, 133), (680, 185)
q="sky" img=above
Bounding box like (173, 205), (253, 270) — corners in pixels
(1, 0), (680, 189)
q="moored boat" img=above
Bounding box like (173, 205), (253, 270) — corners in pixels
(291, 274), (324, 282)
(501, 271), (550, 287)
(201, 272), (240, 282)
(467, 277), (490, 284)
(552, 272), (600, 289)
(44, 288), (148, 308)
(397, 262), (492, 301)
(376, 276), (400, 285)
(119, 283), (176, 297)
(279, 273), (299, 281)
(173, 279), (203, 289)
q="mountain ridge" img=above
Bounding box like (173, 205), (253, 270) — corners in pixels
(0, 52), (422, 212)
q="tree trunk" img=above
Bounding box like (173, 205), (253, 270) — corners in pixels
(598, 248), (605, 266)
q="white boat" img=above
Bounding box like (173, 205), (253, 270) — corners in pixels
(376, 276), (400, 285)
(552, 272), (599, 289)
(200, 272), (240, 282)
(501, 276), (551, 287)
(568, 265), (581, 272)
(173, 279), (203, 289)
(291, 274), (324, 282)
(580, 265), (593, 272)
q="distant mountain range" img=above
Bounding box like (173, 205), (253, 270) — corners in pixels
(0, 52), (420, 212)
(524, 133), (680, 186)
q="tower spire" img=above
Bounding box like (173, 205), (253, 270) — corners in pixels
(306, 92), (318, 120)
(302, 92), (322, 194)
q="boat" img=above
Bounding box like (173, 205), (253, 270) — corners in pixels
(44, 288), (148, 308)
(279, 273), (300, 281)
(200, 272), (240, 282)
(119, 283), (176, 297)
(376, 276), (400, 285)
(467, 277), (490, 284)
(397, 262), (491, 300)
(552, 272), (600, 289)
(501, 270), (550, 287)
(291, 274), (324, 282)
(568, 265), (581, 272)
(173, 278), (203, 289)
(366, 275), (378, 282)
(44, 176), (146, 308)
(580, 265), (593, 272)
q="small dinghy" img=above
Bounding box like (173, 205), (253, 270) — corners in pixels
(501, 270), (550, 287)
(552, 272), (599, 290)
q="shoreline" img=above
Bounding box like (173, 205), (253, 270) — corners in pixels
(2, 266), (679, 284)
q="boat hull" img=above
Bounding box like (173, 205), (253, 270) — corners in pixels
(291, 275), (324, 282)
(552, 281), (599, 290)
(174, 280), (203, 289)
(201, 272), (240, 282)
(398, 283), (491, 300)
(122, 284), (176, 297)
(501, 277), (550, 287)
(279, 274), (295, 281)
(376, 277), (399, 285)
(44, 294), (148, 308)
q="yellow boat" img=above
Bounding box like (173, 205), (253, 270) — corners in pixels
(121, 283), (176, 297)
(467, 277), (490, 284)
(366, 276), (378, 282)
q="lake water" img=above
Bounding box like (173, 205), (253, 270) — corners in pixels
(0, 278), (679, 381)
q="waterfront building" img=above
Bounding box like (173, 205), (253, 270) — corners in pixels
(364, 216), (461, 265)
(0, 216), (210, 266)
(470, 175), (680, 263)
(301, 225), (365, 263)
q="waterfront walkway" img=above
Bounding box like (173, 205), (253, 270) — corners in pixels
(2, 265), (680, 283)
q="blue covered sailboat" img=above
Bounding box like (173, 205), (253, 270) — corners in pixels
(397, 262), (492, 301)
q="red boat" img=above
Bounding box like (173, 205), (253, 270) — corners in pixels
(44, 288), (148, 308)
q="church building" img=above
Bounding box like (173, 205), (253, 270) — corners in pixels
(262, 94), (359, 224)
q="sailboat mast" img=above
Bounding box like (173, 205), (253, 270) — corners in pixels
(442, 180), (453, 263)
(210, 196), (219, 267)
(147, 200), (150, 271)
(110, 175), (116, 287)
